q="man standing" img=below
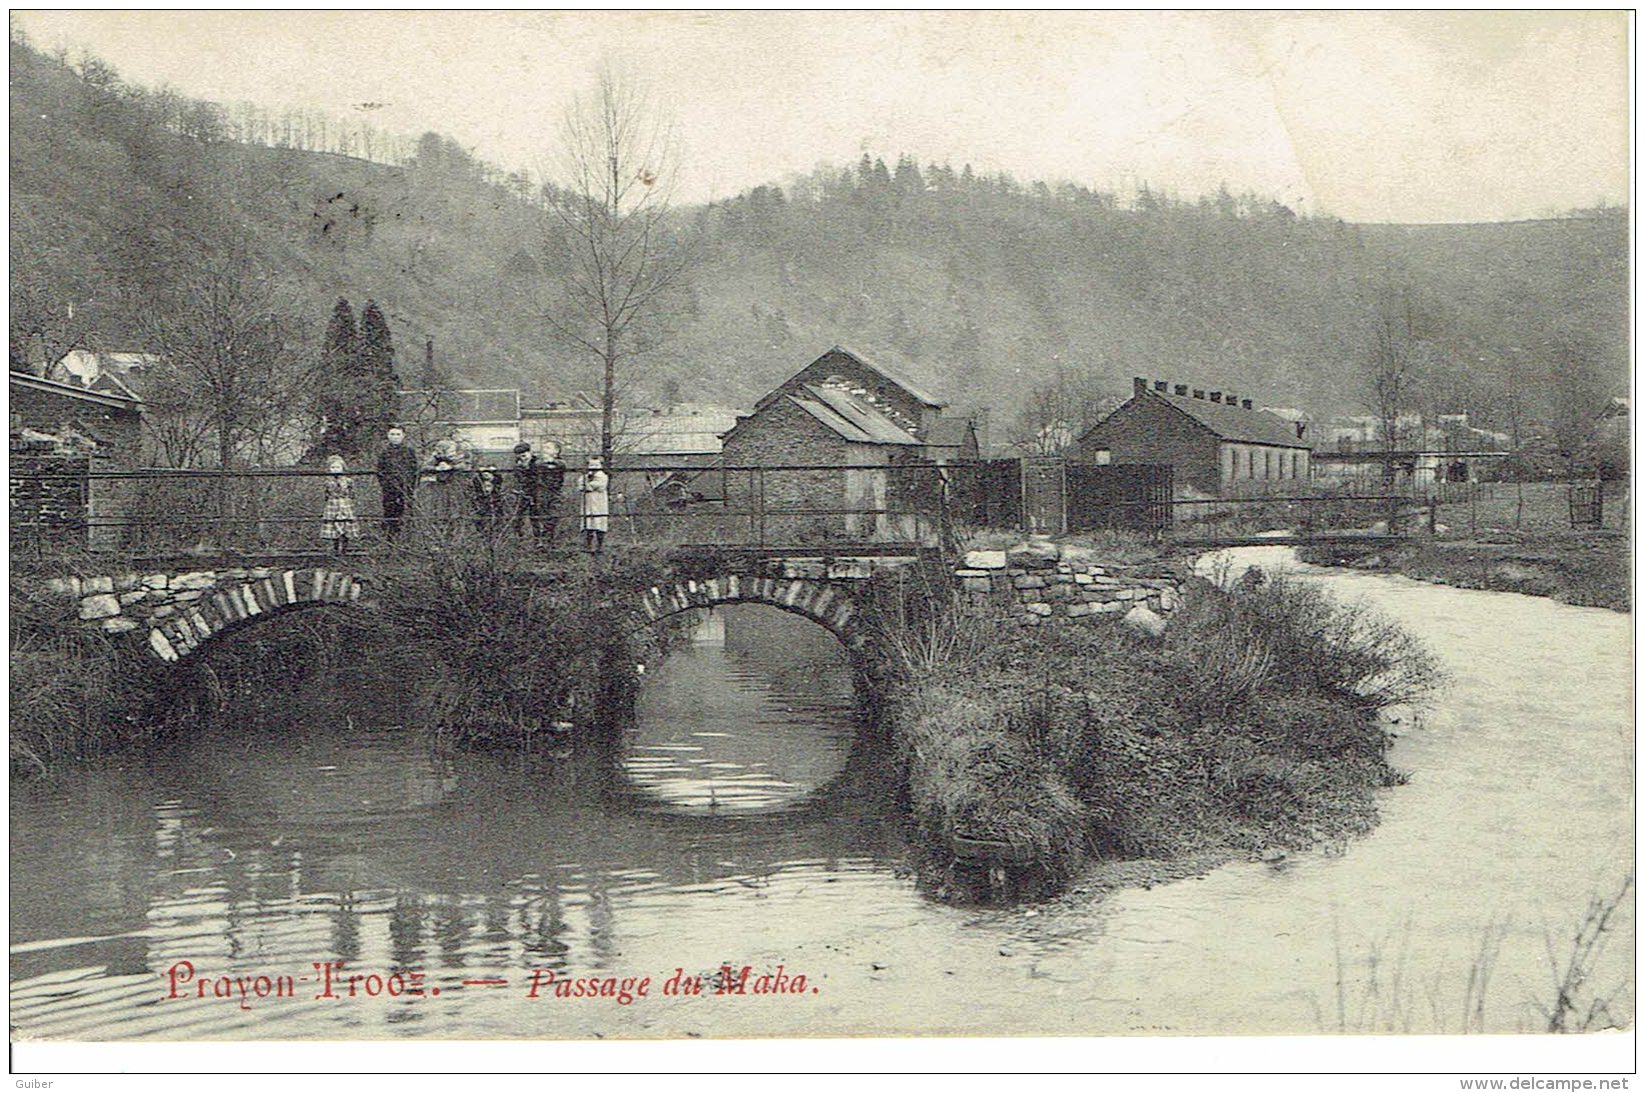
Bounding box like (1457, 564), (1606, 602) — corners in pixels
(375, 425), (419, 540)
(512, 441), (567, 543)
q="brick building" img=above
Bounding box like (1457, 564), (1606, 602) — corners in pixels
(10, 369), (144, 465)
(1076, 377), (1311, 496)
(10, 369), (145, 550)
(713, 347), (955, 542)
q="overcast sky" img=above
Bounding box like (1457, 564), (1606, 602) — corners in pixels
(12, 9), (1630, 223)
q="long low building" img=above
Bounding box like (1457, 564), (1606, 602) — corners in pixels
(1075, 377), (1312, 495)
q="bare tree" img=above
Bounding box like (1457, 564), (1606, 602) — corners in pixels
(9, 264), (96, 375)
(543, 62), (692, 462)
(1365, 284), (1434, 482)
(1540, 330), (1608, 480)
(137, 252), (312, 470)
(1007, 370), (1117, 456)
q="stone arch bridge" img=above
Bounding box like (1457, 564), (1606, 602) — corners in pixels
(31, 545), (1187, 665)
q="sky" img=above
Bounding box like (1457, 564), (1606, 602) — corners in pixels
(10, 9), (1631, 223)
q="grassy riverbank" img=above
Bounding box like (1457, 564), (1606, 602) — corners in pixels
(881, 567), (1444, 897)
(1298, 532), (1630, 613)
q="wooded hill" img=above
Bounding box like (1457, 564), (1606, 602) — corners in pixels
(10, 36), (1628, 437)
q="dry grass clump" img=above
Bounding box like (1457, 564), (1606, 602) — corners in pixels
(878, 565), (1444, 894)
(896, 682), (1088, 884)
(9, 585), (166, 775)
(366, 538), (667, 744)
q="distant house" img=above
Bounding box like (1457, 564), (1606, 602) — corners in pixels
(1314, 411), (1511, 486)
(50, 349), (153, 403)
(1075, 377), (1311, 495)
(397, 389), (522, 461)
(521, 400), (741, 464)
(1595, 396), (1629, 446)
(1593, 397), (1628, 479)
(712, 346), (958, 541)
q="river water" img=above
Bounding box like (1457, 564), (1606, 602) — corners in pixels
(9, 555), (1634, 1039)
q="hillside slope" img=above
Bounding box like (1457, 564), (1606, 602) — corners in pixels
(10, 38), (1628, 432)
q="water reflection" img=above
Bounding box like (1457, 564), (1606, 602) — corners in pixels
(622, 605), (862, 812)
(10, 605), (908, 1039)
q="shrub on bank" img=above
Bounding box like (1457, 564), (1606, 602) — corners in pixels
(366, 539), (668, 744)
(1298, 537), (1631, 613)
(881, 568), (1443, 893)
(9, 586), (169, 775)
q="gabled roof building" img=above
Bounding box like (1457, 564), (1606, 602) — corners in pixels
(710, 346), (961, 542)
(1076, 377), (1312, 496)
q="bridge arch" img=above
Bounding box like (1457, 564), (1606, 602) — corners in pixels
(137, 567), (368, 663)
(623, 575), (870, 651)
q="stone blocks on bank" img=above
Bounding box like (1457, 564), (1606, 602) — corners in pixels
(1123, 604), (1168, 639)
(78, 593), (122, 620)
(952, 539), (1188, 632)
(962, 550), (1008, 570)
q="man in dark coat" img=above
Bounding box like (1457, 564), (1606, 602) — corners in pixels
(375, 425), (420, 540)
(512, 441), (567, 543)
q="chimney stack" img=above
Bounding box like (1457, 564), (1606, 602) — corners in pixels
(1154, 381), (1167, 392)
(1241, 398), (1252, 410)
(1210, 392), (1222, 403)
(1192, 389), (1205, 400)
(1174, 384), (1188, 396)
(1133, 376), (1147, 397)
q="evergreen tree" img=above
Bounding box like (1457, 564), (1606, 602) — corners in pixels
(892, 154), (924, 196)
(313, 297), (358, 458)
(856, 153), (875, 189)
(356, 299), (400, 439)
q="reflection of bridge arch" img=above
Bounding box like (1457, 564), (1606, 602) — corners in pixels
(624, 576), (870, 651)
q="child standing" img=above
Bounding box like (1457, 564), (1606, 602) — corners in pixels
(321, 455), (359, 554)
(580, 456), (609, 553)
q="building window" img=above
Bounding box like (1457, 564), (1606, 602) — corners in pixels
(1245, 449), (1254, 479)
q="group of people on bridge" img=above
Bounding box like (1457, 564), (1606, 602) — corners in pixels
(317, 426), (610, 554)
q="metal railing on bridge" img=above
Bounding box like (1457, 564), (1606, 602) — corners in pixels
(16, 456), (1613, 562)
(8, 460), (962, 560)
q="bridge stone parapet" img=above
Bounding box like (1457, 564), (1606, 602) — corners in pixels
(41, 565), (368, 663)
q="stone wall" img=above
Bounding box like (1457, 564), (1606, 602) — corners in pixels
(954, 540), (1188, 634)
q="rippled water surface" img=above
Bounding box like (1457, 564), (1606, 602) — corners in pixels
(10, 559), (1634, 1039)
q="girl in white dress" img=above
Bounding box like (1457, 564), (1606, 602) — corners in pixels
(580, 456), (610, 553)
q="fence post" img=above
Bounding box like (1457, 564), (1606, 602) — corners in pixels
(1013, 454), (1026, 536)
(756, 466), (767, 549)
